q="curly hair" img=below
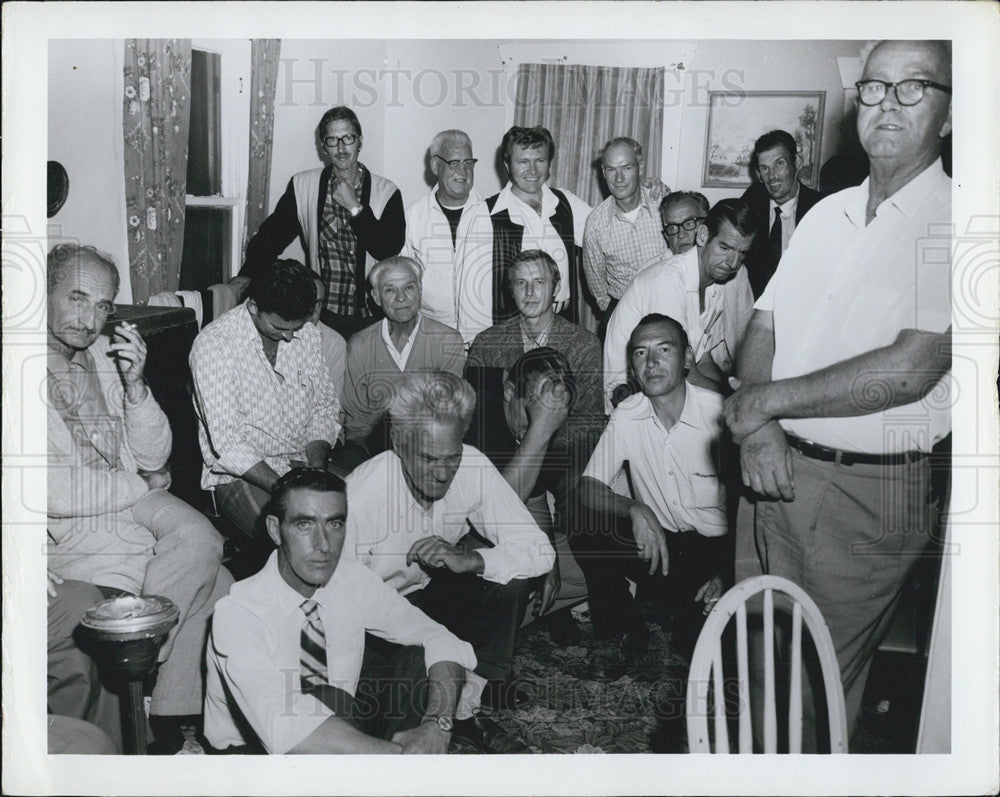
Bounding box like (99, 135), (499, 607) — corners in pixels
(388, 370), (476, 437)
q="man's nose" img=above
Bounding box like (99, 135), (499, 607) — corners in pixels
(281, 329), (295, 342)
(312, 529), (330, 552)
(77, 302), (97, 329)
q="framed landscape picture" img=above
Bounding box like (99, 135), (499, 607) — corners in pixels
(702, 91), (826, 188)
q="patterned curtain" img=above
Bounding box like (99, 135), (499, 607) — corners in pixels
(514, 63), (664, 329)
(122, 39), (192, 303)
(513, 64), (665, 207)
(244, 39), (282, 252)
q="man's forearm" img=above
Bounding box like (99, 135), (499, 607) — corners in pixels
(758, 328), (951, 422)
(241, 461), (282, 494)
(305, 440), (332, 469)
(423, 661), (465, 720)
(287, 716), (402, 754)
(735, 310), (776, 385)
(579, 475), (635, 519)
(501, 426), (552, 503)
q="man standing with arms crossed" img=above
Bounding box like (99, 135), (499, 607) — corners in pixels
(724, 40), (953, 749)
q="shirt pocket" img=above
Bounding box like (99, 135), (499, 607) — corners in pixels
(690, 472), (723, 509)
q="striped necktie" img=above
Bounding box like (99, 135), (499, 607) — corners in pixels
(299, 599), (328, 694)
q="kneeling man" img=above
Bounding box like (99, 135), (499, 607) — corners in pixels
(205, 468), (476, 754)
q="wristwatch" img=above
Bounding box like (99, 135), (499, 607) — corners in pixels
(421, 714), (454, 732)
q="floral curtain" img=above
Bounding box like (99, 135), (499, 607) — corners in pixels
(514, 63), (665, 328)
(122, 39), (192, 303)
(244, 39), (282, 252)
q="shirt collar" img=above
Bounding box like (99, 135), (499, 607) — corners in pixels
(680, 245), (702, 292)
(612, 187), (659, 221)
(491, 182), (558, 218)
(770, 187), (800, 218)
(381, 314), (422, 350)
(625, 382), (698, 429)
(47, 343), (96, 377)
(845, 158), (946, 226)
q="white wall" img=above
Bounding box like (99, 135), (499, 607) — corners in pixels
(46, 38), (864, 292)
(48, 39), (131, 302)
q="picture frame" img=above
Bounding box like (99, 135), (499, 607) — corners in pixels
(702, 90), (826, 189)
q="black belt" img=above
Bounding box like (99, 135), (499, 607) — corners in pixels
(784, 434), (927, 467)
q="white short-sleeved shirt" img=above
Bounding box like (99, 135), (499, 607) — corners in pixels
(583, 383), (727, 538)
(345, 445), (556, 595)
(757, 159), (952, 453)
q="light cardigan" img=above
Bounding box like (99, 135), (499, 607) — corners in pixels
(341, 315), (467, 441)
(292, 165), (399, 277)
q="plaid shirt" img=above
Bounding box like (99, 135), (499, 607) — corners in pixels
(582, 188), (668, 310)
(318, 167), (368, 317)
(190, 303), (341, 489)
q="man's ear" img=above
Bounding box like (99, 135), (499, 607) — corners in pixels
(684, 345), (695, 372)
(265, 514), (282, 548)
(939, 105), (952, 139)
(502, 380), (516, 404)
(695, 224), (710, 248)
(247, 298), (259, 317)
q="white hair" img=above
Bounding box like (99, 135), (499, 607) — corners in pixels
(429, 129), (472, 159)
(368, 255), (423, 294)
(388, 370), (476, 437)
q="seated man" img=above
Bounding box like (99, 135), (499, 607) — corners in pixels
(205, 468), (476, 754)
(341, 255), (465, 457)
(578, 314), (726, 661)
(467, 249), (604, 437)
(603, 198), (756, 410)
(46, 243), (232, 753)
(190, 259), (341, 550)
(345, 370), (555, 749)
(464, 348), (601, 642)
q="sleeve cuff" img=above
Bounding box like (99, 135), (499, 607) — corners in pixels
(422, 637), (477, 675)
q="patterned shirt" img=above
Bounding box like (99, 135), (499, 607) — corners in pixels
(318, 166), (369, 318)
(582, 188), (668, 310)
(189, 302), (341, 489)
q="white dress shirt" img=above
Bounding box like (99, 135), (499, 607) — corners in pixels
(345, 445), (556, 595)
(757, 159), (952, 453)
(583, 383), (727, 538)
(379, 315), (421, 371)
(204, 551), (477, 754)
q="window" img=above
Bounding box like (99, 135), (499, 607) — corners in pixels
(179, 40), (250, 290)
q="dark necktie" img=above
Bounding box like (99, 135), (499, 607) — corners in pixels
(768, 206), (783, 266)
(299, 599), (329, 694)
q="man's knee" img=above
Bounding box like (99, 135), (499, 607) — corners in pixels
(48, 579), (104, 646)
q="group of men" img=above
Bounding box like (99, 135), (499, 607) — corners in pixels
(46, 39), (951, 755)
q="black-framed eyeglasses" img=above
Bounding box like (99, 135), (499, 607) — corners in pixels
(323, 133), (359, 148)
(663, 216), (705, 235)
(855, 79), (952, 107)
(433, 155), (478, 172)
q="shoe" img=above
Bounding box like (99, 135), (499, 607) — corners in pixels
(546, 608), (582, 646)
(451, 713), (530, 754)
(481, 678), (531, 712)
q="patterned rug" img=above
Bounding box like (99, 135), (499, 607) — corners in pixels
(474, 605), (692, 755)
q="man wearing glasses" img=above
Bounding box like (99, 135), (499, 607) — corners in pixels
(725, 40), (953, 749)
(239, 106), (405, 339)
(403, 130), (483, 332)
(659, 191), (710, 257)
(582, 137), (670, 318)
(740, 129), (822, 298)
(602, 198), (756, 411)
